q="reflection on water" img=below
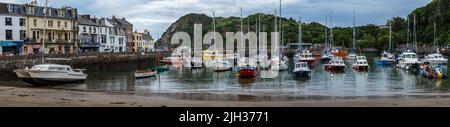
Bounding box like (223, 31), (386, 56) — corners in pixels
(1, 53), (450, 101)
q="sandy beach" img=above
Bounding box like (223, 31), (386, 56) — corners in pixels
(1, 86), (450, 107)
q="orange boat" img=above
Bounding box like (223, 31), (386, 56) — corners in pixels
(332, 48), (349, 58)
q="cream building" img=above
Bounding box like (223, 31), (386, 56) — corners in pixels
(22, 1), (78, 54)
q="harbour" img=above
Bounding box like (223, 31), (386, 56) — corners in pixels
(2, 53), (450, 103)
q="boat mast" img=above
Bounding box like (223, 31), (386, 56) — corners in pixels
(279, 0), (282, 54)
(353, 11), (356, 51)
(389, 20), (392, 51)
(274, 9), (278, 57)
(42, 0), (48, 64)
(434, 21), (437, 52)
(407, 15), (410, 50)
(298, 17), (302, 51)
(240, 8), (243, 58)
(413, 13), (417, 51)
(325, 17), (328, 50)
(330, 12), (333, 49)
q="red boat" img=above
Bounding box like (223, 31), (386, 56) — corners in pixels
(324, 57), (346, 72)
(239, 68), (257, 78)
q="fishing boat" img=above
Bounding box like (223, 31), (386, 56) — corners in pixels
(374, 51), (395, 65)
(298, 49), (316, 66)
(420, 63), (446, 79)
(237, 58), (258, 78)
(293, 62), (311, 78)
(352, 56), (369, 71)
(324, 57), (346, 72)
(134, 70), (157, 79)
(320, 52), (332, 64)
(422, 53), (448, 65)
(396, 51), (420, 70)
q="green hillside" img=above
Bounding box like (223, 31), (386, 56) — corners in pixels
(156, 0), (449, 50)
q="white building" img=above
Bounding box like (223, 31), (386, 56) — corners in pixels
(100, 18), (126, 52)
(0, 2), (25, 56)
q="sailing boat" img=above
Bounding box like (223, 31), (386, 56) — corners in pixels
(374, 19), (395, 66)
(396, 14), (420, 70)
(14, 0), (87, 85)
(421, 21), (447, 65)
(210, 12), (232, 72)
(237, 8), (257, 78)
(348, 11), (357, 60)
(320, 17), (332, 63)
(270, 2), (288, 71)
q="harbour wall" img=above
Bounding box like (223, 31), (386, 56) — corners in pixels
(0, 52), (171, 73)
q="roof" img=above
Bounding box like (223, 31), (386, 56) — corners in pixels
(142, 32), (154, 41)
(25, 5), (77, 20)
(115, 18), (133, 26)
(78, 15), (98, 26)
(0, 2), (27, 15)
(0, 2), (77, 20)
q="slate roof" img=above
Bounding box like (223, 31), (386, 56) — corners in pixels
(0, 2), (27, 15)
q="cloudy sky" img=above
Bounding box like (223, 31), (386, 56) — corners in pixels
(5, 0), (431, 39)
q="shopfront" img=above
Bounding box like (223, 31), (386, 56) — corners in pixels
(0, 41), (24, 56)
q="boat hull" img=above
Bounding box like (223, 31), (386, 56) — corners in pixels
(27, 71), (87, 82)
(293, 71), (311, 78)
(135, 72), (157, 79)
(239, 69), (257, 78)
(375, 60), (393, 66)
(324, 65), (346, 72)
(300, 59), (316, 66)
(352, 65), (369, 71)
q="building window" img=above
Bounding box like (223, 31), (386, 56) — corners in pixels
(48, 32), (51, 41)
(6, 30), (13, 40)
(48, 20), (53, 27)
(37, 31), (40, 39)
(8, 5), (20, 14)
(33, 19), (37, 26)
(65, 33), (68, 41)
(94, 27), (96, 33)
(64, 22), (68, 28)
(89, 27), (92, 33)
(32, 31), (37, 40)
(119, 37), (123, 45)
(5, 17), (12, 26)
(19, 18), (25, 26)
(110, 37), (115, 44)
(20, 30), (26, 40)
(83, 26), (86, 33)
(57, 21), (60, 28)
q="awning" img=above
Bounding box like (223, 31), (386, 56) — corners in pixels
(0, 41), (24, 47)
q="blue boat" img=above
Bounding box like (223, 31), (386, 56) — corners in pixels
(374, 51), (395, 66)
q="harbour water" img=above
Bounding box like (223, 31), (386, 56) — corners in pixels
(1, 53), (449, 101)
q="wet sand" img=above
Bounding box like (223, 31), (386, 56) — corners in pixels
(2, 86), (450, 107)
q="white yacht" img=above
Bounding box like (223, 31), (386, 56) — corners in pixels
(15, 64), (87, 84)
(213, 59), (233, 72)
(396, 52), (420, 70)
(422, 52), (447, 65)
